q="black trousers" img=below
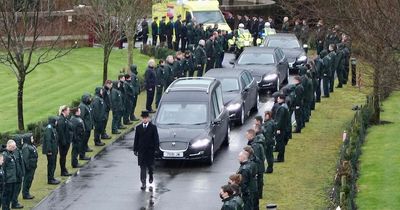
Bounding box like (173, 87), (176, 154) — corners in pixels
(181, 37), (187, 52)
(12, 181), (21, 206)
(323, 76), (330, 97)
(196, 64), (205, 77)
(140, 165), (154, 184)
(112, 111), (122, 132)
(146, 88), (155, 111)
(72, 141), (80, 167)
(294, 107), (304, 131)
(2, 183), (16, 210)
(155, 86), (164, 109)
(257, 173), (263, 199)
(130, 95), (138, 121)
(316, 41), (324, 55)
(94, 121), (104, 143)
(143, 35), (148, 45)
(206, 58), (215, 72)
(242, 192), (253, 210)
(22, 168), (36, 197)
(152, 35), (158, 46)
(276, 133), (286, 161)
(102, 110), (110, 136)
(123, 100), (134, 124)
(47, 154), (57, 181)
(265, 144), (274, 172)
(159, 35), (166, 47)
(167, 35), (173, 49)
(215, 53), (223, 68)
(252, 188), (260, 210)
(315, 78), (322, 101)
(59, 144), (70, 173)
(329, 71), (335, 92)
(80, 131), (90, 157)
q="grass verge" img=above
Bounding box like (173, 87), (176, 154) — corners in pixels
(0, 47), (150, 132)
(260, 84), (367, 209)
(355, 91), (400, 209)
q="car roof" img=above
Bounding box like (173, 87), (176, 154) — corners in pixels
(166, 77), (218, 94)
(204, 68), (247, 78)
(242, 46), (277, 53)
(266, 33), (299, 40)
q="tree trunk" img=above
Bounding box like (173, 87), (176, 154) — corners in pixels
(103, 46), (110, 84)
(371, 69), (381, 124)
(127, 36), (134, 68)
(17, 77), (26, 131)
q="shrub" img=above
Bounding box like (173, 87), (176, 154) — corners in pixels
(141, 44), (175, 60)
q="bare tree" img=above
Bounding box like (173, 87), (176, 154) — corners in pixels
(280, 0), (400, 123)
(0, 0), (74, 130)
(120, 0), (152, 68)
(84, 0), (125, 83)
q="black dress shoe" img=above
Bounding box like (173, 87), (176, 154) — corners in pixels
(293, 130), (301, 133)
(61, 172), (72, 176)
(274, 159), (284, 163)
(112, 130), (121, 134)
(101, 134), (112, 139)
(48, 179), (61, 185)
(124, 121), (133, 125)
(72, 164), (84, 168)
(265, 169), (273, 174)
(86, 148), (93, 152)
(23, 194), (35, 199)
(118, 126), (127, 129)
(79, 156), (91, 160)
(95, 142), (106, 146)
(140, 183), (146, 190)
(11, 203), (24, 209)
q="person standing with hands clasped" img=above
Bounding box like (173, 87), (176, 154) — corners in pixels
(133, 111), (159, 191)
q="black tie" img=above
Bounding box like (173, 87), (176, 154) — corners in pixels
(144, 124), (147, 129)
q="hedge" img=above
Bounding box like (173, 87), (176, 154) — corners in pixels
(140, 44), (176, 60)
(329, 95), (376, 210)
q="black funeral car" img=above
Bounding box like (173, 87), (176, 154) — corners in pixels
(263, 33), (308, 72)
(204, 68), (258, 125)
(231, 47), (289, 92)
(153, 78), (230, 165)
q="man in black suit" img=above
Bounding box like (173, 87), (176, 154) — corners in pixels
(151, 17), (158, 46)
(133, 111), (159, 190)
(144, 59), (157, 113)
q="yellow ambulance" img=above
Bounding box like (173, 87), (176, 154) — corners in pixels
(152, 0), (231, 33)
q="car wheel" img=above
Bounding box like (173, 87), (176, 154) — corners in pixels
(206, 142), (214, 165)
(238, 105), (245, 125)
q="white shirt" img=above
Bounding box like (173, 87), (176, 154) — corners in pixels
(143, 123), (149, 129)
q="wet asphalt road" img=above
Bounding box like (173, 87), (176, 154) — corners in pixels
(34, 54), (295, 210)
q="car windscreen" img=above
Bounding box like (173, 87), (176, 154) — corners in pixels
(220, 78), (240, 92)
(156, 102), (208, 125)
(192, 11), (225, 24)
(237, 53), (275, 65)
(267, 39), (300, 48)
